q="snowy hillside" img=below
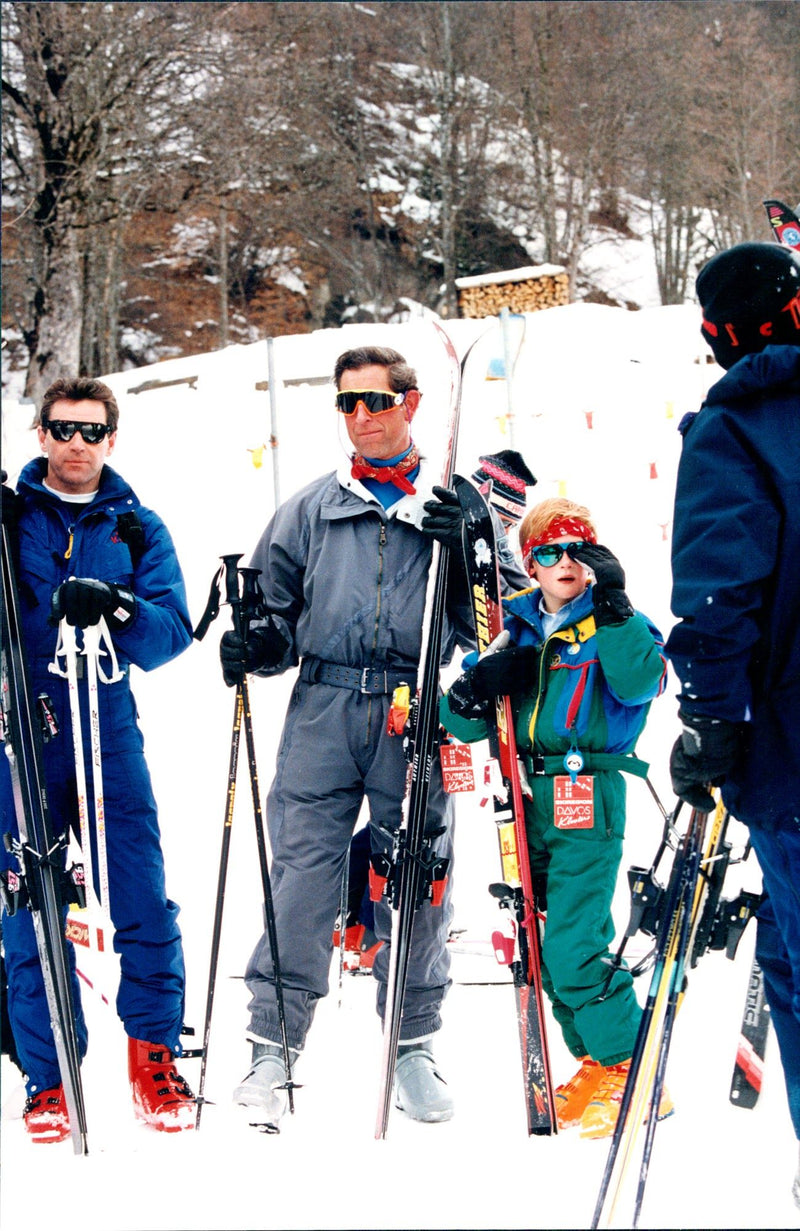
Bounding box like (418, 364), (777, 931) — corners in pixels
(2, 306), (797, 1231)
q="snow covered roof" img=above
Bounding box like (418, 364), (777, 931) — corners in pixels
(455, 264), (566, 289)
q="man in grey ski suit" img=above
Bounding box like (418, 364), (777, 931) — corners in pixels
(220, 344), (527, 1128)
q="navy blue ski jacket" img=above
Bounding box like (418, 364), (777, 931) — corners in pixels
(665, 345), (800, 829)
(15, 458), (192, 679)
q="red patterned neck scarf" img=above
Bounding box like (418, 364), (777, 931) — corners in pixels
(351, 444), (420, 495)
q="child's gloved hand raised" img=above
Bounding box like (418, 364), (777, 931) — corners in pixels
(568, 542), (634, 627)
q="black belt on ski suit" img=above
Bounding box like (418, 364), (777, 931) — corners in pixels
(525, 751), (650, 779)
(300, 657), (417, 695)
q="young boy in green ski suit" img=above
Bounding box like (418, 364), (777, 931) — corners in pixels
(440, 496), (670, 1137)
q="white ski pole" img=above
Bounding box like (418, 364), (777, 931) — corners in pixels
(83, 618), (121, 885)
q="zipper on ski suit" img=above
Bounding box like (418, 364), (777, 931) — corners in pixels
(364, 520), (387, 743)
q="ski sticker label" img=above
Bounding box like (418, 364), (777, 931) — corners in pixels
(440, 741), (475, 793)
(553, 775), (594, 828)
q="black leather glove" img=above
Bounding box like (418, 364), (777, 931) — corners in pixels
(51, 578), (136, 630)
(568, 542), (634, 627)
(669, 712), (744, 811)
(420, 486), (465, 552)
(219, 618), (288, 687)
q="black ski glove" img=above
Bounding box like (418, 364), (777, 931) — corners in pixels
(446, 668), (490, 720)
(669, 712), (744, 811)
(472, 644), (538, 700)
(51, 578), (136, 630)
(1, 474), (20, 536)
(447, 645), (538, 718)
(568, 542), (634, 627)
(420, 486), (465, 552)
(219, 618), (288, 687)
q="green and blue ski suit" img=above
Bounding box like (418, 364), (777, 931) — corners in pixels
(441, 584), (667, 1065)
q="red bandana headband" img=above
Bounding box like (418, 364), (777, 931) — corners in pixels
(522, 515), (596, 560)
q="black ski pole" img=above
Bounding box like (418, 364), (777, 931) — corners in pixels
(591, 805), (706, 1229)
(632, 822), (703, 1227)
(236, 566), (296, 1112)
(195, 556), (245, 1128)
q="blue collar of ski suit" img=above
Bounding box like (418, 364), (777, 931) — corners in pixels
(503, 584), (595, 644)
(18, 458), (139, 513)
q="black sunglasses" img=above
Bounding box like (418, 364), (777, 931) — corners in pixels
(335, 389), (407, 416)
(44, 420), (113, 444)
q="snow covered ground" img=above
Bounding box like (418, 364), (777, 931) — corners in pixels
(2, 305), (798, 1230)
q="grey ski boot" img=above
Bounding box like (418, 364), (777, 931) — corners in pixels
(394, 1043), (454, 1123)
(233, 1042), (298, 1133)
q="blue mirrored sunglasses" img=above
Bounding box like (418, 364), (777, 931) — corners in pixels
(529, 541), (587, 567)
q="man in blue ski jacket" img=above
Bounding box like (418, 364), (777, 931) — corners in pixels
(665, 242), (800, 1209)
(1, 377), (195, 1142)
(218, 344), (528, 1130)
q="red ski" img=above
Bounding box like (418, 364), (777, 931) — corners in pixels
(454, 475), (556, 1134)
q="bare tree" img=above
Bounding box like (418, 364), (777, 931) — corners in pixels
(2, 1), (207, 399)
(695, 3), (799, 248)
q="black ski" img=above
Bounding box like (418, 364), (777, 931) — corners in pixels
(1, 513), (89, 1154)
(729, 955), (770, 1109)
(453, 474), (556, 1134)
(763, 198), (800, 250)
(373, 320), (464, 1139)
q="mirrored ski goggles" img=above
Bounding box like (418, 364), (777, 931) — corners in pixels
(44, 420), (113, 444)
(528, 540), (588, 568)
(335, 389), (407, 416)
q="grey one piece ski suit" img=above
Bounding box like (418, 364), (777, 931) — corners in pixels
(242, 458), (526, 1049)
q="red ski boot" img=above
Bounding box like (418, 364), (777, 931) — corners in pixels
(24, 1085), (70, 1144)
(128, 1039), (195, 1132)
(332, 923), (384, 973)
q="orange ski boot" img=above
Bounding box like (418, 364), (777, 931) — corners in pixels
(555, 1056), (605, 1129)
(580, 1059), (674, 1139)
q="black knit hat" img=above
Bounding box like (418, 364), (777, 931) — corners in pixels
(471, 449), (537, 525)
(696, 242), (800, 370)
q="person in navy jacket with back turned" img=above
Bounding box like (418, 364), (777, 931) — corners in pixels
(1, 377), (195, 1142)
(665, 242), (800, 1210)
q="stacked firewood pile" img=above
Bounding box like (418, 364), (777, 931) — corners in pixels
(456, 264), (569, 318)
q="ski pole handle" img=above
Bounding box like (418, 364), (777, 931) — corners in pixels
(239, 568), (265, 636)
(221, 553), (244, 633)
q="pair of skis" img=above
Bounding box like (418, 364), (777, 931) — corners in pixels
(1, 522), (89, 1153)
(374, 324), (556, 1137)
(591, 796), (762, 1228)
(374, 321), (465, 1139)
(454, 475), (557, 1134)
